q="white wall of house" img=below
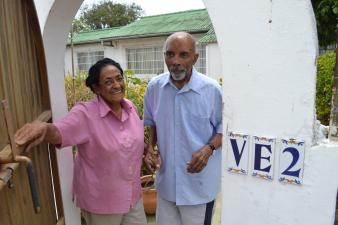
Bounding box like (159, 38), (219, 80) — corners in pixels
(65, 36), (166, 78)
(64, 46), (73, 75)
(64, 43), (106, 75)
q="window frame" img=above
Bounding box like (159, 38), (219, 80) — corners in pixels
(126, 46), (164, 75)
(77, 50), (104, 72)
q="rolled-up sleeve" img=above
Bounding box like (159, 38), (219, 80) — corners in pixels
(54, 104), (90, 148)
(143, 84), (155, 126)
(211, 84), (223, 134)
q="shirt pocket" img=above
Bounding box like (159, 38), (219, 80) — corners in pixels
(182, 112), (213, 144)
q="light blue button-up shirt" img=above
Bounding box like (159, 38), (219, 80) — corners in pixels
(144, 68), (222, 205)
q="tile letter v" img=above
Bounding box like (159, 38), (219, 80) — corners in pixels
(230, 139), (247, 166)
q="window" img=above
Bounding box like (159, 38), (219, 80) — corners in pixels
(77, 51), (104, 71)
(127, 46), (164, 74)
(195, 44), (206, 74)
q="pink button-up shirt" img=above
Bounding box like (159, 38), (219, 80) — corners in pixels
(54, 96), (144, 214)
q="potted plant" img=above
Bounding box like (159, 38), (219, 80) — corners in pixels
(141, 174), (157, 215)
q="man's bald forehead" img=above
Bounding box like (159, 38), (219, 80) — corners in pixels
(165, 32), (197, 51)
(167, 32), (195, 42)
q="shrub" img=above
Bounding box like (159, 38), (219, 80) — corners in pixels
(316, 51), (336, 125)
(64, 71), (95, 110)
(124, 70), (148, 119)
(65, 70), (148, 116)
(123, 70), (150, 145)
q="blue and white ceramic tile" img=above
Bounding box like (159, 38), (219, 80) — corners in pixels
(251, 136), (275, 180)
(226, 132), (249, 175)
(278, 138), (305, 185)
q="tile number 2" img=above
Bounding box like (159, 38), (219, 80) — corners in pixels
(281, 147), (301, 178)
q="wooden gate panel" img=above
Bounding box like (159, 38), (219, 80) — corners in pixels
(0, 0), (62, 224)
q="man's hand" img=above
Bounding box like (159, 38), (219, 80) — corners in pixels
(15, 121), (49, 150)
(144, 145), (161, 174)
(186, 146), (213, 173)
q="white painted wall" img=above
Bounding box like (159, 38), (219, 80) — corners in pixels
(64, 47), (73, 75)
(206, 43), (222, 81)
(34, 0), (83, 224)
(64, 43), (106, 75)
(103, 44), (126, 69)
(33, 0), (54, 32)
(209, 0), (318, 140)
(203, 0), (338, 225)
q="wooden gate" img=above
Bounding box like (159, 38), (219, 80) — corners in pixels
(0, 0), (63, 224)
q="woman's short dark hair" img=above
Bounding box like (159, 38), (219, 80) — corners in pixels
(85, 58), (123, 92)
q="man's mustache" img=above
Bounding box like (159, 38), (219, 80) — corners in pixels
(169, 66), (186, 72)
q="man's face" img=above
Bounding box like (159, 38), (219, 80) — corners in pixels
(164, 37), (199, 81)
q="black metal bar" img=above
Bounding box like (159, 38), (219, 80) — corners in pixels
(26, 162), (40, 213)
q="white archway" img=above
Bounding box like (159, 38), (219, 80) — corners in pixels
(39, 1), (84, 224)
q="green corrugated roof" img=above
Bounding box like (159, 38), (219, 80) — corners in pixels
(103, 9), (211, 40)
(69, 27), (120, 44)
(69, 9), (214, 45)
(199, 27), (217, 43)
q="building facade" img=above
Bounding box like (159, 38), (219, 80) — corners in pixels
(64, 9), (222, 81)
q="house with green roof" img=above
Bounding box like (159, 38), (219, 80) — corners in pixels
(65, 9), (222, 80)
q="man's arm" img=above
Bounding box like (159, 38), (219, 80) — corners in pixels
(147, 126), (157, 153)
(144, 126), (161, 173)
(186, 133), (222, 173)
(186, 81), (223, 173)
(206, 133), (222, 151)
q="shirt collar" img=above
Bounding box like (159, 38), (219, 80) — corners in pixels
(97, 96), (132, 118)
(161, 68), (203, 94)
(161, 73), (171, 88)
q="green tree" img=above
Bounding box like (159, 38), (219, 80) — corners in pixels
(72, 18), (90, 33)
(312, 0), (338, 47)
(76, 0), (143, 31)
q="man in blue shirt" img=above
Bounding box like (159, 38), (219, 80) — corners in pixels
(144, 32), (222, 225)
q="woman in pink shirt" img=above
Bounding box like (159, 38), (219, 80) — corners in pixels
(15, 58), (147, 225)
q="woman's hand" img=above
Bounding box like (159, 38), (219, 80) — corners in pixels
(15, 121), (61, 150)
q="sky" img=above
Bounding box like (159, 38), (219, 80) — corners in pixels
(80, 0), (205, 16)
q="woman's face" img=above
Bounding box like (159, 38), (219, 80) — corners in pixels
(95, 65), (125, 107)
